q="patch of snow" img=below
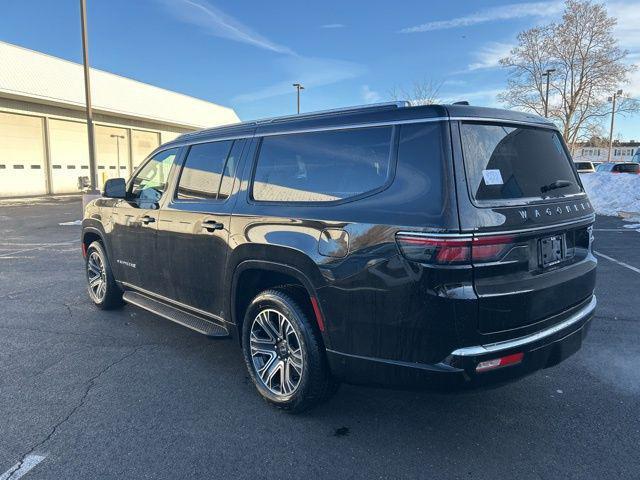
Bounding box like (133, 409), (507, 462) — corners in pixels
(579, 172), (640, 217)
(58, 220), (82, 226)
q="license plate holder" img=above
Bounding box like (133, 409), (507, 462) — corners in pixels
(539, 234), (565, 267)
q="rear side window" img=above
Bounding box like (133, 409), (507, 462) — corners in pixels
(252, 126), (393, 203)
(176, 140), (233, 200)
(460, 123), (582, 202)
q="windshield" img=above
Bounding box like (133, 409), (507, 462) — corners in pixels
(460, 122), (582, 203)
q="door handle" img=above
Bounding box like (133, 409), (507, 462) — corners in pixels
(201, 220), (224, 231)
(141, 215), (155, 224)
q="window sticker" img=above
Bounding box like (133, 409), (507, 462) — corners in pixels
(482, 169), (503, 185)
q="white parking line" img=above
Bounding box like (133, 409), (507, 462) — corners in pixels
(594, 250), (640, 274)
(0, 454), (47, 480)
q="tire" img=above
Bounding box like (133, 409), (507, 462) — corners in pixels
(242, 289), (336, 412)
(85, 240), (123, 310)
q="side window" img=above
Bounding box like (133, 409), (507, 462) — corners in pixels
(252, 126), (393, 202)
(176, 141), (233, 200)
(130, 148), (178, 205)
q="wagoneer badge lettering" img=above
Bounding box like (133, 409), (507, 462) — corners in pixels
(518, 201), (592, 221)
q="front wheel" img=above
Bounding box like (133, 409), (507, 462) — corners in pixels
(242, 289), (336, 412)
(85, 240), (123, 310)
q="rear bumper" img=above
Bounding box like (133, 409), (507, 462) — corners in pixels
(326, 295), (596, 390)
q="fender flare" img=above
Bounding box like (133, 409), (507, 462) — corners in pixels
(230, 260), (329, 345)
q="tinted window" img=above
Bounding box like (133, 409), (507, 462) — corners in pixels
(397, 122), (446, 216)
(130, 148), (178, 205)
(176, 141), (233, 200)
(253, 127), (393, 202)
(575, 162), (593, 170)
(615, 163), (639, 173)
(460, 123), (581, 202)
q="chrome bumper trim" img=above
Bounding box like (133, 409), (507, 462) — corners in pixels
(450, 295), (597, 357)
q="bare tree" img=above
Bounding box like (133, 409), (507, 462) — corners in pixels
(499, 0), (638, 150)
(389, 79), (442, 105)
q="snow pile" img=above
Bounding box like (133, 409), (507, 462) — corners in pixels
(579, 172), (640, 216)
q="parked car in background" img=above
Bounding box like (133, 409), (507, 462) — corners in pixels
(596, 162), (640, 174)
(82, 102), (597, 412)
(574, 161), (595, 173)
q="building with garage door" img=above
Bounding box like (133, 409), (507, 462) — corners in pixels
(0, 41), (239, 197)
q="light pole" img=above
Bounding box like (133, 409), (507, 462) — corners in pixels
(541, 68), (556, 118)
(607, 89), (623, 163)
(80, 0), (98, 194)
(293, 83), (304, 114)
(110, 134), (125, 174)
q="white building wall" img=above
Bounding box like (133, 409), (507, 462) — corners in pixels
(0, 41), (240, 197)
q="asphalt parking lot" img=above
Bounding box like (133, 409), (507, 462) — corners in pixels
(1, 196), (639, 480)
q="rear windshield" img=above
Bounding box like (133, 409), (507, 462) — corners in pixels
(460, 122), (582, 203)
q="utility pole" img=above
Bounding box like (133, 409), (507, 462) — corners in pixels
(607, 89), (623, 163)
(80, 0), (98, 195)
(110, 134), (125, 174)
(293, 83), (304, 114)
(541, 68), (556, 118)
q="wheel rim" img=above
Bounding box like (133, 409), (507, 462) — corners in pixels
(250, 308), (304, 396)
(86, 250), (107, 302)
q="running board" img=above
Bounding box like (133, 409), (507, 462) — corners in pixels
(122, 291), (229, 338)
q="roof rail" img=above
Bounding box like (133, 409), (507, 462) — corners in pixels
(176, 101), (410, 141)
(258, 101), (410, 125)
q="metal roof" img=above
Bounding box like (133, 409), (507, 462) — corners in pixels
(0, 41), (239, 129)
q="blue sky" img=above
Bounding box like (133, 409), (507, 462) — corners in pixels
(2, 0), (639, 139)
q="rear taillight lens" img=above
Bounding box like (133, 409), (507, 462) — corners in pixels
(395, 234), (471, 265)
(396, 233), (516, 265)
(472, 235), (515, 262)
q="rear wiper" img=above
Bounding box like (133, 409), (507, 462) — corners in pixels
(540, 180), (573, 194)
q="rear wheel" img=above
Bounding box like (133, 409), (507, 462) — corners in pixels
(242, 289), (336, 412)
(85, 241), (123, 310)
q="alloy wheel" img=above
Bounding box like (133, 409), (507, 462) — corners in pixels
(250, 308), (304, 396)
(86, 250), (107, 302)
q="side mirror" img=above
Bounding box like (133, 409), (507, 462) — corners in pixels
(103, 178), (127, 199)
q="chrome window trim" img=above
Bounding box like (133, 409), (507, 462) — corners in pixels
(450, 295), (596, 357)
(397, 214), (595, 238)
(473, 214), (595, 236)
(170, 116), (558, 147)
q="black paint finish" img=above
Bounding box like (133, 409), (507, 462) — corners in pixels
(82, 103), (597, 390)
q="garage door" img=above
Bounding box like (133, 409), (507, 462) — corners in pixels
(48, 119), (90, 194)
(96, 125), (130, 186)
(0, 112), (47, 197)
(131, 130), (160, 171)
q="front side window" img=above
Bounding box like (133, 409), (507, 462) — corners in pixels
(176, 141), (233, 200)
(252, 126), (393, 203)
(460, 123), (582, 203)
(130, 148), (178, 206)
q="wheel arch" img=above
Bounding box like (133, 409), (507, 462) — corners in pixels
(230, 260), (329, 348)
(81, 226), (107, 257)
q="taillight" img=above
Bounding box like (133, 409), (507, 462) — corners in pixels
(472, 235), (515, 261)
(395, 234), (471, 265)
(396, 233), (516, 264)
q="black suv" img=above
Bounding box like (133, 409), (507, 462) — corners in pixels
(82, 102), (597, 411)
